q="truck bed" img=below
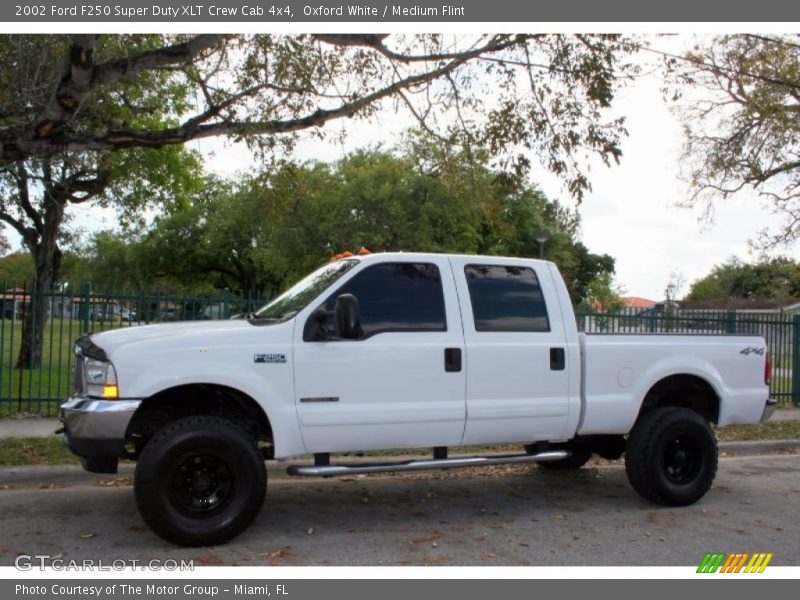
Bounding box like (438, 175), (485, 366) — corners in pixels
(578, 333), (769, 434)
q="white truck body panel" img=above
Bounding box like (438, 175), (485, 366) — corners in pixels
(79, 252), (771, 460)
(95, 319), (306, 457)
(578, 333), (768, 434)
(448, 256), (580, 445)
(292, 254), (467, 453)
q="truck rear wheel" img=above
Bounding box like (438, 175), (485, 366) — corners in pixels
(625, 407), (717, 506)
(134, 416), (266, 546)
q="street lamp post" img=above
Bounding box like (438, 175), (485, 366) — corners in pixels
(535, 229), (550, 259)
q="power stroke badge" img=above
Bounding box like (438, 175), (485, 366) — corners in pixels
(254, 353), (287, 364)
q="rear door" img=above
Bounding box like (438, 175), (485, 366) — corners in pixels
(292, 257), (466, 453)
(449, 257), (572, 445)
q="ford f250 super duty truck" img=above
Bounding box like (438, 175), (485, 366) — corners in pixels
(60, 253), (775, 546)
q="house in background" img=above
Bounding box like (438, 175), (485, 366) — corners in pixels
(0, 288), (31, 319)
(661, 297), (800, 315)
(619, 296), (657, 311)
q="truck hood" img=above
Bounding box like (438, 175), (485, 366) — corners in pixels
(88, 320), (259, 355)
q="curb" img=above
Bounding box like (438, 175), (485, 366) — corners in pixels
(719, 438), (800, 455)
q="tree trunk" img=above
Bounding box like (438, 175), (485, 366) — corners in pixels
(16, 200), (64, 370)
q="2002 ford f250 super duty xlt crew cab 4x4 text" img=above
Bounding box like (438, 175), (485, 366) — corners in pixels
(60, 252), (774, 546)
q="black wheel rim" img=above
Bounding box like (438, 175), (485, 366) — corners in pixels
(167, 451), (236, 517)
(662, 435), (702, 485)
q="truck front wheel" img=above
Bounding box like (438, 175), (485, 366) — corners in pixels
(134, 416), (266, 546)
(625, 407), (717, 506)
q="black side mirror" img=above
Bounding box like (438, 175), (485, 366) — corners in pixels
(334, 294), (363, 339)
(302, 306), (329, 342)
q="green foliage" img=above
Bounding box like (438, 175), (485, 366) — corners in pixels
(687, 257), (800, 302)
(0, 252), (34, 284)
(74, 144), (616, 304)
(579, 271), (625, 313)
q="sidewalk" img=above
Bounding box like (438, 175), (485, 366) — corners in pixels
(769, 407), (800, 421)
(1, 408), (799, 439)
(0, 417), (61, 438)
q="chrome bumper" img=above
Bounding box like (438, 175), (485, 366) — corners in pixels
(761, 398), (778, 422)
(59, 396), (141, 472)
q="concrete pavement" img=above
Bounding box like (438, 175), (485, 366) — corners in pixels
(0, 453), (798, 566)
(0, 416), (61, 438)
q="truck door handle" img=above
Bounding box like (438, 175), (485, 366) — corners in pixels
(550, 347), (565, 371)
(444, 348), (462, 372)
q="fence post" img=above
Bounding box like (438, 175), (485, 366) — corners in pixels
(792, 315), (800, 407)
(726, 310), (737, 334)
(79, 282), (91, 333)
(222, 287), (231, 319)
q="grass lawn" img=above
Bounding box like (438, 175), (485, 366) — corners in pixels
(716, 419), (800, 441)
(0, 437), (79, 466)
(0, 317), (136, 417)
(1, 421), (798, 467)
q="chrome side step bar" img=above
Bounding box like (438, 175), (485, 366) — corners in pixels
(286, 450), (569, 477)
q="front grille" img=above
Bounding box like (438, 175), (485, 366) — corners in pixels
(74, 355), (85, 395)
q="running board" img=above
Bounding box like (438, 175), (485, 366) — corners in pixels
(286, 450), (569, 477)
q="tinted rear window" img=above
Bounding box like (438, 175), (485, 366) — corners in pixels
(464, 265), (550, 332)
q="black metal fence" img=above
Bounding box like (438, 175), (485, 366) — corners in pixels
(0, 285), (797, 416)
(578, 308), (800, 406)
(0, 283), (265, 416)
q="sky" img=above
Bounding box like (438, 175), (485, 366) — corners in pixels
(66, 34), (794, 300)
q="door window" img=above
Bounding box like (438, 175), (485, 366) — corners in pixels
(309, 262), (447, 340)
(464, 264), (550, 332)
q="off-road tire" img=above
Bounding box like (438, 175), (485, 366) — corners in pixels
(134, 415), (266, 546)
(625, 407), (717, 506)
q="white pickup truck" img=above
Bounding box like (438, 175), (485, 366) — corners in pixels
(60, 252), (774, 546)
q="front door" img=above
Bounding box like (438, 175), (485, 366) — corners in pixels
(293, 258), (466, 454)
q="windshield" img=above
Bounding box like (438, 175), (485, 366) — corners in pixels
(252, 259), (359, 321)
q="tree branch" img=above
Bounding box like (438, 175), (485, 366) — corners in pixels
(26, 35), (228, 150)
(4, 38), (510, 159)
(15, 163), (44, 234)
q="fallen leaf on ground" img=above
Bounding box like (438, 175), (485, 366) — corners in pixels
(95, 477), (132, 487)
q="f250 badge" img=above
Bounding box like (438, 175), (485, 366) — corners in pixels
(740, 347), (765, 356)
(254, 353), (287, 364)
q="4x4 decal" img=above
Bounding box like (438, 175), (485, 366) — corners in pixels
(740, 347), (765, 356)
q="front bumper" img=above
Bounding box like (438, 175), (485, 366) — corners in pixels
(59, 396), (142, 473)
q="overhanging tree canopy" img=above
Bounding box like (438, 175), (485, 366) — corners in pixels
(0, 32), (636, 368)
(1, 33), (636, 198)
(667, 34), (800, 248)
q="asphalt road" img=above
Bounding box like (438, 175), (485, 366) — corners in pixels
(0, 452), (798, 567)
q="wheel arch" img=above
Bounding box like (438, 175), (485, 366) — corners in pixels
(637, 373), (722, 425)
(125, 383), (274, 455)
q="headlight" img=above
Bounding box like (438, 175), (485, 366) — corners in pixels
(84, 358), (119, 399)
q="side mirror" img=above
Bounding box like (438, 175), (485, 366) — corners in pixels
(334, 294), (363, 340)
(302, 306), (329, 342)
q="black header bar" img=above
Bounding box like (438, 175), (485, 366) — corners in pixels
(4, 0), (800, 23)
